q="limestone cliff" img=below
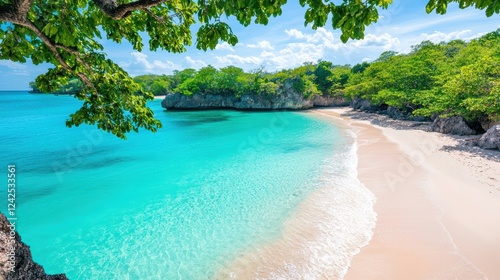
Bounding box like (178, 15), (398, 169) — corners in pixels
(161, 84), (347, 110)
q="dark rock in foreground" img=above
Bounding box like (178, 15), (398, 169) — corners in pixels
(0, 213), (67, 280)
(478, 125), (500, 150)
(430, 116), (476, 135)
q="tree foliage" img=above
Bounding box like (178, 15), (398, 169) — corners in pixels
(345, 29), (500, 124)
(1, 0), (499, 138)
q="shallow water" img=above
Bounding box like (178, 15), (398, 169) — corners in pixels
(0, 92), (374, 279)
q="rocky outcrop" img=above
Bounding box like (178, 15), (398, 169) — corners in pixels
(312, 95), (349, 107)
(162, 91), (314, 110)
(350, 98), (373, 111)
(480, 116), (500, 131)
(0, 213), (67, 280)
(161, 89), (347, 110)
(478, 125), (500, 150)
(430, 116), (476, 135)
(386, 106), (405, 120)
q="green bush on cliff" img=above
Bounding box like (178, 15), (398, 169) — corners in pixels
(345, 29), (500, 124)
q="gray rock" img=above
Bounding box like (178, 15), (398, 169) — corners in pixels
(162, 93), (238, 109)
(430, 116), (476, 135)
(0, 213), (67, 280)
(350, 98), (373, 111)
(478, 125), (500, 150)
(162, 87), (316, 110)
(313, 95), (349, 107)
(407, 115), (430, 122)
(480, 117), (500, 131)
(387, 107), (405, 120)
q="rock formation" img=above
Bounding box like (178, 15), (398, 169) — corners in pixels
(477, 125), (500, 150)
(0, 213), (67, 280)
(350, 98), (373, 111)
(480, 117), (500, 131)
(161, 84), (348, 110)
(312, 95), (349, 107)
(430, 116), (476, 135)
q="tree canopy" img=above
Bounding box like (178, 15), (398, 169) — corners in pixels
(1, 0), (499, 138)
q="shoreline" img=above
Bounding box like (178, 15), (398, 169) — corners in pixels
(215, 112), (377, 279)
(216, 107), (500, 279)
(313, 108), (500, 279)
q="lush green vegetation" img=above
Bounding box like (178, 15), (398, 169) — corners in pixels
(30, 78), (82, 95)
(130, 62), (351, 99)
(2, 0), (499, 138)
(345, 29), (500, 125)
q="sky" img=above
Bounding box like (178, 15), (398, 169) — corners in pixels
(1, 1), (500, 90)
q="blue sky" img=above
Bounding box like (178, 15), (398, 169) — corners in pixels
(1, 1), (500, 90)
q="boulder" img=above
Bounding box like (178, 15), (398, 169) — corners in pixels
(350, 98), (373, 111)
(387, 107), (405, 120)
(0, 213), (67, 280)
(312, 95), (349, 107)
(430, 116), (476, 135)
(480, 116), (500, 131)
(477, 125), (500, 150)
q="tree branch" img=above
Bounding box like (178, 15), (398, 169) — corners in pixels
(55, 44), (93, 73)
(92, 0), (166, 19)
(14, 0), (33, 19)
(0, 0), (33, 23)
(22, 20), (98, 93)
(143, 8), (164, 23)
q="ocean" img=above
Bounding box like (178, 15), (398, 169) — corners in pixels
(0, 91), (375, 279)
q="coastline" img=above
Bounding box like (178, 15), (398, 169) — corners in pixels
(313, 108), (500, 279)
(216, 113), (377, 279)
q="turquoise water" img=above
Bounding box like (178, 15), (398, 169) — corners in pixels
(0, 91), (356, 279)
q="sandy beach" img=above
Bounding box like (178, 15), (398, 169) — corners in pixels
(314, 108), (500, 279)
(217, 107), (500, 279)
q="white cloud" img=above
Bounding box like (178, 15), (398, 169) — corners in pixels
(215, 42), (323, 70)
(420, 30), (482, 43)
(185, 56), (207, 69)
(247, 40), (275, 50)
(0, 61), (29, 76)
(285, 28), (335, 44)
(386, 11), (480, 37)
(0, 60), (27, 70)
(349, 33), (400, 49)
(129, 52), (178, 73)
(215, 42), (235, 52)
(215, 54), (263, 65)
(215, 28), (401, 70)
(285, 29), (306, 40)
